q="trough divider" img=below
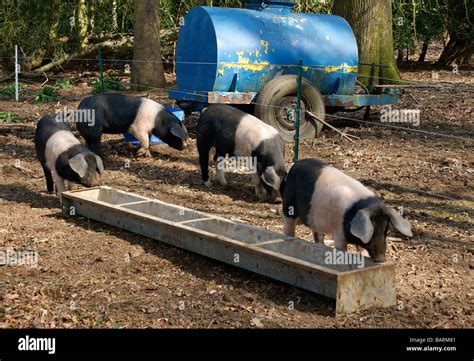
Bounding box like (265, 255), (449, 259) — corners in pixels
(178, 217), (215, 224)
(249, 239), (287, 247)
(118, 200), (154, 207)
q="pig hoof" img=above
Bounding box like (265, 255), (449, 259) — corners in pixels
(204, 180), (212, 189)
(218, 178), (227, 186)
(137, 148), (152, 158)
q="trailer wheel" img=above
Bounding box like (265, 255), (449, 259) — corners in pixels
(254, 75), (325, 142)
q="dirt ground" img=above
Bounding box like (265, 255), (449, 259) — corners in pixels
(0, 61), (472, 328)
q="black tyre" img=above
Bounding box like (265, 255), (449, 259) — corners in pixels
(254, 75), (325, 142)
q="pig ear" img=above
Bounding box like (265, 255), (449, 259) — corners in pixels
(170, 122), (188, 140)
(384, 206), (413, 237)
(261, 166), (281, 191)
(95, 155), (104, 174)
(350, 209), (374, 244)
(69, 154), (88, 178)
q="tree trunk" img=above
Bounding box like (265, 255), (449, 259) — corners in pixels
(333, 0), (402, 85)
(89, 0), (95, 35)
(131, 0), (166, 91)
(418, 39), (430, 63)
(397, 48), (404, 64)
(112, 0), (118, 32)
(436, 36), (473, 67)
(461, 47), (473, 65)
(75, 0), (88, 49)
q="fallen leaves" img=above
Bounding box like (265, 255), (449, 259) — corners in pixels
(250, 317), (264, 328)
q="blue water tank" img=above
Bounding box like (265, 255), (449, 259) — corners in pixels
(175, 0), (358, 97)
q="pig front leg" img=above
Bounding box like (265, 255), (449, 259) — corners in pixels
(52, 171), (67, 195)
(133, 131), (151, 158)
(313, 232), (324, 243)
(333, 231), (348, 251)
(284, 216), (297, 237)
(251, 173), (267, 201)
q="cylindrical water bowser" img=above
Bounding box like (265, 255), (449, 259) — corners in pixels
(171, 0), (360, 140)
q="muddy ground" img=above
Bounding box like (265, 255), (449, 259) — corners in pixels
(0, 63), (472, 328)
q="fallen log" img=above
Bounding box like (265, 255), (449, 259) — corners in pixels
(33, 36), (133, 73)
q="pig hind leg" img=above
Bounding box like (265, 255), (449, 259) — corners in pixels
(197, 138), (213, 188)
(41, 163), (54, 194)
(84, 134), (102, 157)
(214, 152), (227, 186)
(81, 117), (104, 157)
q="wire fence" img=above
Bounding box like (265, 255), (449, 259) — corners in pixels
(1, 55), (473, 141)
(11, 78), (472, 140)
(2, 55), (474, 88)
(2, 59), (472, 143)
(1, 55), (472, 205)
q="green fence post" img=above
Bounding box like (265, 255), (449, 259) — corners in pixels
(98, 45), (104, 93)
(293, 59), (303, 163)
(15, 45), (19, 101)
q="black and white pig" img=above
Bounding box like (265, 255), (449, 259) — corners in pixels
(35, 115), (104, 195)
(197, 104), (287, 202)
(281, 159), (413, 262)
(76, 94), (188, 157)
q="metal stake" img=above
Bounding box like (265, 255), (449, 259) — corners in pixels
(293, 59), (303, 162)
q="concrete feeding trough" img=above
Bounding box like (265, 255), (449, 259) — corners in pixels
(61, 186), (396, 315)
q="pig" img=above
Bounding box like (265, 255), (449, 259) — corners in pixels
(76, 94), (188, 157)
(281, 159), (413, 262)
(197, 104), (287, 202)
(35, 114), (104, 195)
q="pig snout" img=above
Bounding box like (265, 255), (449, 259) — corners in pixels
(80, 175), (101, 188)
(157, 131), (187, 151)
(367, 240), (387, 263)
(267, 189), (281, 204)
(171, 140), (186, 151)
(256, 183), (281, 203)
(80, 170), (102, 188)
(177, 140), (187, 150)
